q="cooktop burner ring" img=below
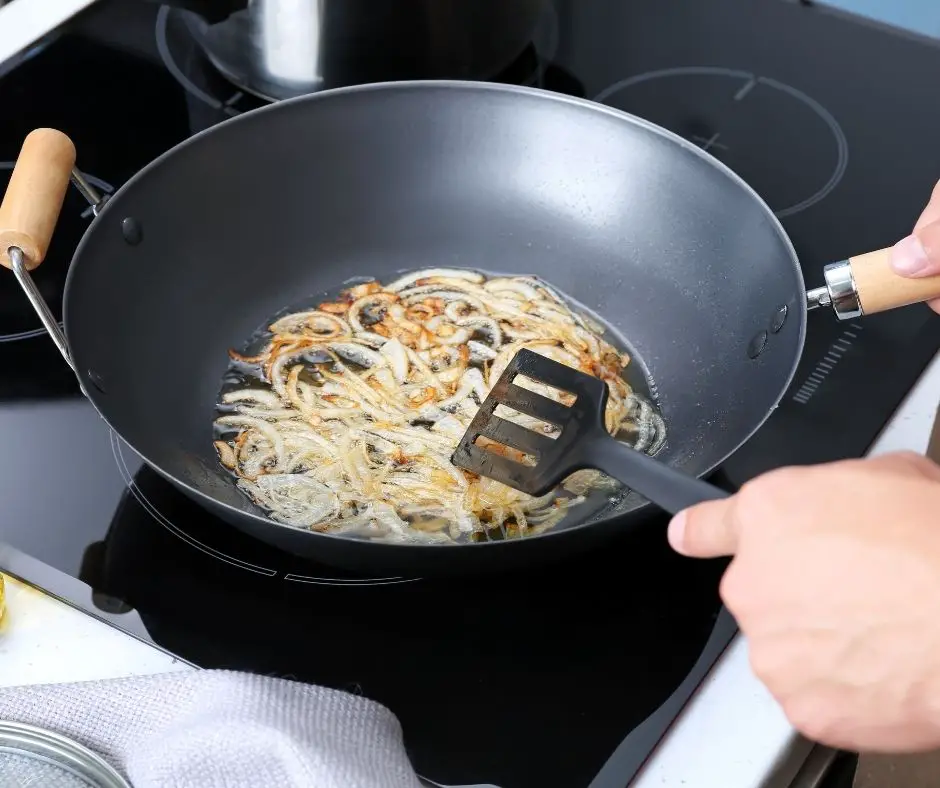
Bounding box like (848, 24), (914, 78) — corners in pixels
(0, 163), (113, 343)
(594, 66), (849, 219)
(109, 431), (422, 586)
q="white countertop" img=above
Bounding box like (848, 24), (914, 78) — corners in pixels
(0, 575), (188, 687)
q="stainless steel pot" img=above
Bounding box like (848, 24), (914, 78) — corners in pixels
(146, 0), (547, 101)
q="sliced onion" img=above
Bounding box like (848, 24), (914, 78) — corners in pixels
(238, 474), (339, 528)
(386, 268), (484, 292)
(222, 389), (283, 408)
(348, 292), (398, 333)
(217, 415), (287, 471)
(399, 288), (486, 313)
(483, 277), (541, 300)
(269, 310), (351, 338)
(467, 340), (498, 363)
(455, 315), (502, 348)
(215, 269), (666, 543)
(380, 338), (409, 383)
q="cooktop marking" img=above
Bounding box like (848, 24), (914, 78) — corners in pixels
(111, 431), (278, 575)
(691, 132), (728, 152)
(74, 172), (115, 218)
(734, 76), (757, 101)
(594, 66), (849, 218)
(110, 431), (421, 586)
(0, 163), (113, 342)
(284, 573), (416, 586)
(792, 321), (862, 404)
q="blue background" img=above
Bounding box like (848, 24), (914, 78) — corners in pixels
(823, 0), (940, 37)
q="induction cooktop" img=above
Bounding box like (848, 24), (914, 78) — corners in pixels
(1, 2), (938, 786)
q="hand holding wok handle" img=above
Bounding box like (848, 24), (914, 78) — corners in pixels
(807, 248), (940, 319)
(0, 128), (102, 370)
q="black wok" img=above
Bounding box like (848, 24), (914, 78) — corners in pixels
(2, 82), (939, 576)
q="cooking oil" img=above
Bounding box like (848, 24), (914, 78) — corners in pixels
(214, 269), (667, 538)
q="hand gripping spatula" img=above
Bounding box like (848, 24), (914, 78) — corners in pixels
(451, 349), (728, 515)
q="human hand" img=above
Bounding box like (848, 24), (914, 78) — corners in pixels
(891, 179), (940, 312)
(667, 451), (940, 752)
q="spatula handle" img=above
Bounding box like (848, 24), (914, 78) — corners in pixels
(588, 438), (729, 515)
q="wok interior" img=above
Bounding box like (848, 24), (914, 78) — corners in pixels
(65, 83), (805, 537)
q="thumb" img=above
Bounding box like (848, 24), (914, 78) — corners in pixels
(667, 498), (741, 558)
(891, 219), (940, 278)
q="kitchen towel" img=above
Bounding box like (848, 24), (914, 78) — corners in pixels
(0, 669), (424, 788)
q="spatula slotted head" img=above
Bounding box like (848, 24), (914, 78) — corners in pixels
(451, 348), (611, 496)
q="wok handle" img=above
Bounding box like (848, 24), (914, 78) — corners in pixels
(815, 247), (940, 319)
(850, 248), (940, 315)
(0, 129), (76, 271)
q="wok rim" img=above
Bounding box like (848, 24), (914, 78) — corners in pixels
(64, 79), (808, 553)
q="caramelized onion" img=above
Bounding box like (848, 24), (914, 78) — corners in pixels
(214, 271), (666, 543)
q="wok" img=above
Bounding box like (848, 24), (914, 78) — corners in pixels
(2, 82), (940, 576)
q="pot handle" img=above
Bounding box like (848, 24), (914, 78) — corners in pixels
(808, 247), (940, 320)
(0, 129), (103, 371)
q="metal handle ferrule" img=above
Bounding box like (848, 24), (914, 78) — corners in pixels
(805, 259), (861, 320)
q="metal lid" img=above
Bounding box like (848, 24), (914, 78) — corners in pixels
(0, 721), (131, 788)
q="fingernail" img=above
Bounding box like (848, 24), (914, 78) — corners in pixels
(891, 235), (931, 277)
(667, 511), (687, 553)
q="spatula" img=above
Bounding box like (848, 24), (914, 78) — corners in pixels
(451, 348), (728, 515)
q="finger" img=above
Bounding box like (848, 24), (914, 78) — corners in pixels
(893, 176), (940, 279)
(890, 219), (940, 278)
(918, 218), (940, 270)
(866, 449), (940, 481)
(914, 179), (940, 232)
(667, 498), (740, 558)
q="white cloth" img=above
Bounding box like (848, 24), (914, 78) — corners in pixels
(0, 670), (424, 788)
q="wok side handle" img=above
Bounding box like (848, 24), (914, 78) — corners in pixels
(0, 129), (103, 372)
(0, 129), (76, 271)
(814, 247), (940, 320)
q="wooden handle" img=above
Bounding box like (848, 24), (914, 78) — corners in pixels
(0, 129), (76, 271)
(851, 247), (940, 315)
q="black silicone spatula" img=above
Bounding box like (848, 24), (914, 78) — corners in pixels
(451, 348), (728, 515)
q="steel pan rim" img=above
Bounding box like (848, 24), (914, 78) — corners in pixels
(0, 720), (131, 788)
(62, 80), (808, 552)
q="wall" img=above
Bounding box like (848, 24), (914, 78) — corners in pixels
(821, 0), (940, 37)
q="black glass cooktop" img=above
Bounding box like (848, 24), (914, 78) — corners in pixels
(1, 1), (939, 786)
